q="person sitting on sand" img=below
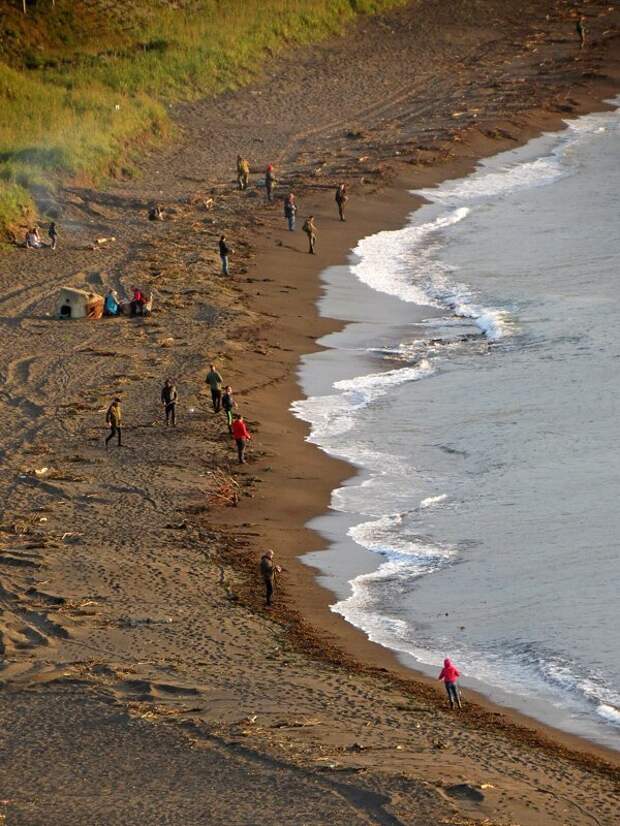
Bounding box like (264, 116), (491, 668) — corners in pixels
(237, 155), (250, 190)
(221, 385), (237, 433)
(105, 398), (122, 449)
(130, 286), (146, 316)
(260, 549), (282, 608)
(265, 163), (277, 202)
(283, 193), (297, 231)
(438, 657), (462, 709)
(231, 413), (251, 464)
(148, 204), (164, 221)
(48, 221), (59, 249)
(302, 215), (317, 254)
(335, 183), (348, 222)
(25, 226), (43, 249)
(104, 289), (120, 317)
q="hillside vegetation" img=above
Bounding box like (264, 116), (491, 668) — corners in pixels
(0, 0), (406, 234)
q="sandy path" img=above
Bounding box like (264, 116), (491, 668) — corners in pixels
(0, 1), (619, 824)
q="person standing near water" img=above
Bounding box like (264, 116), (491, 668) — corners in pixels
(219, 234), (231, 276)
(284, 193), (297, 231)
(105, 398), (122, 449)
(438, 657), (462, 709)
(231, 413), (251, 464)
(260, 550), (282, 608)
(335, 183), (348, 222)
(161, 378), (178, 427)
(206, 364), (224, 412)
(302, 215), (317, 254)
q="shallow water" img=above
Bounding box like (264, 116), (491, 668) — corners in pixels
(294, 100), (620, 749)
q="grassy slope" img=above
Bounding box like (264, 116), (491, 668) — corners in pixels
(0, 0), (407, 235)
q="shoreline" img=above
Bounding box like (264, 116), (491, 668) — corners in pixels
(233, 79), (620, 766)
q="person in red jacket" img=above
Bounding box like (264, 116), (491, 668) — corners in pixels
(231, 413), (251, 464)
(438, 657), (462, 709)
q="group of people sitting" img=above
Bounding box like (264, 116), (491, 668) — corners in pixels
(104, 286), (150, 317)
(25, 222), (58, 250)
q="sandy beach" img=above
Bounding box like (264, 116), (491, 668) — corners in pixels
(1, 2), (619, 823)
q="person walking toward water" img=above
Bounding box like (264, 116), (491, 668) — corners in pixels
(231, 413), (251, 464)
(222, 385), (237, 433)
(48, 222), (59, 249)
(302, 215), (317, 254)
(206, 364), (224, 412)
(105, 398), (122, 449)
(161, 378), (178, 427)
(219, 234), (231, 276)
(576, 15), (586, 48)
(260, 550), (282, 608)
(237, 155), (250, 190)
(335, 183), (348, 222)
(265, 163), (277, 202)
(284, 193), (297, 231)
(438, 657), (462, 709)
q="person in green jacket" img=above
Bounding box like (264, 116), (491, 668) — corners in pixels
(206, 364), (224, 412)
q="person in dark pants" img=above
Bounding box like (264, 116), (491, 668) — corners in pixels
(222, 385), (237, 433)
(260, 550), (282, 607)
(265, 163), (277, 202)
(48, 222), (59, 250)
(335, 183), (348, 222)
(231, 413), (251, 463)
(105, 398), (122, 448)
(283, 194), (297, 231)
(206, 364), (223, 412)
(161, 379), (178, 427)
(302, 215), (317, 254)
(437, 657), (463, 709)
(576, 15), (586, 49)
(219, 234), (231, 276)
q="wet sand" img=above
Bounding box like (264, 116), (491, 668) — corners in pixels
(1, 2), (619, 823)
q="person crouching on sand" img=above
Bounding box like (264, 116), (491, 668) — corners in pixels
(438, 657), (462, 709)
(302, 215), (317, 254)
(260, 550), (282, 608)
(231, 413), (251, 464)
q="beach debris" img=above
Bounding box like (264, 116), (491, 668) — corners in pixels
(61, 531), (83, 543)
(205, 469), (240, 508)
(160, 337), (175, 348)
(34, 467), (49, 476)
(95, 237), (116, 245)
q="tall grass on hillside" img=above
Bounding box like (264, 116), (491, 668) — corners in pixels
(0, 0), (406, 234)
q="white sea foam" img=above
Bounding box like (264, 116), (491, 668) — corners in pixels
(420, 494), (447, 509)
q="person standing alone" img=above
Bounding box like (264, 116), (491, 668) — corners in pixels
(335, 183), (348, 222)
(302, 215), (317, 254)
(260, 550), (282, 608)
(283, 193), (297, 231)
(438, 657), (463, 709)
(219, 234), (231, 276)
(231, 413), (251, 464)
(206, 364), (224, 412)
(161, 378), (178, 427)
(105, 398), (122, 449)
(576, 15), (586, 49)
(237, 155), (250, 190)
(265, 163), (277, 203)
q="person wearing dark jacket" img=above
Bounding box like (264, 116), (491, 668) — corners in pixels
(260, 550), (282, 607)
(438, 657), (462, 709)
(222, 385), (236, 432)
(105, 398), (122, 448)
(206, 364), (224, 412)
(161, 379), (178, 427)
(335, 183), (348, 221)
(219, 234), (231, 275)
(283, 193), (297, 231)
(48, 222), (59, 249)
(576, 15), (586, 48)
(231, 414), (251, 463)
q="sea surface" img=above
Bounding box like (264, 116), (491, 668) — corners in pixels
(293, 99), (620, 749)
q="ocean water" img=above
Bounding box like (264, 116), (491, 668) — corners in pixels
(293, 99), (620, 749)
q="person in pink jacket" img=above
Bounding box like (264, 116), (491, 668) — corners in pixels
(438, 657), (462, 709)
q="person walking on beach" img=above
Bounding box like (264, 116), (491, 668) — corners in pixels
(265, 163), (277, 203)
(237, 155), (250, 190)
(438, 657), (462, 709)
(161, 378), (178, 427)
(219, 234), (231, 276)
(48, 221), (59, 250)
(576, 15), (586, 49)
(302, 215), (317, 254)
(105, 398), (122, 449)
(284, 193), (297, 231)
(260, 549), (282, 608)
(206, 364), (224, 412)
(222, 385), (237, 433)
(231, 413), (251, 464)
(335, 183), (348, 222)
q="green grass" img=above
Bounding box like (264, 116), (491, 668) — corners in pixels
(0, 0), (407, 235)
